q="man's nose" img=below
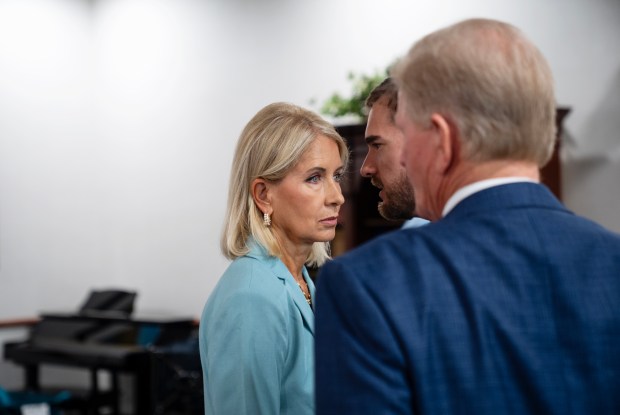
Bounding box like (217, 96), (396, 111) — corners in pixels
(360, 154), (375, 178)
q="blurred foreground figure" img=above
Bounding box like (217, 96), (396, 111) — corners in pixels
(315, 18), (620, 415)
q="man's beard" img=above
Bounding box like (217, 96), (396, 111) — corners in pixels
(373, 173), (416, 221)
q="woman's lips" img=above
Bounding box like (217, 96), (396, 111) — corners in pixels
(320, 217), (339, 227)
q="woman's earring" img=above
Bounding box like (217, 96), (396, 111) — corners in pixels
(263, 212), (271, 227)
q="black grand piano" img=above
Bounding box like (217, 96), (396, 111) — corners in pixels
(3, 291), (202, 415)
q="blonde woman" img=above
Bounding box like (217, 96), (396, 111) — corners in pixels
(199, 102), (348, 414)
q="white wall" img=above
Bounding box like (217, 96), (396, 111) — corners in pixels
(1, 0), (619, 387)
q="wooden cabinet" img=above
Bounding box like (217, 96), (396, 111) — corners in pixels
(332, 108), (570, 257)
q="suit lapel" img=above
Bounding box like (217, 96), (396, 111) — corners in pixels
(246, 241), (315, 335)
(275, 265), (315, 335)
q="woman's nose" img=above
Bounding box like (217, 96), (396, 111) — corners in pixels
(327, 178), (345, 206)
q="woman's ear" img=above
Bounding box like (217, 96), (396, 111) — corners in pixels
(251, 178), (272, 214)
(430, 113), (459, 174)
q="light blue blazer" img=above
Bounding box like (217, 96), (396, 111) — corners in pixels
(199, 241), (315, 415)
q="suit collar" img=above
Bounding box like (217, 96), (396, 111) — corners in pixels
(246, 239), (315, 334)
(444, 182), (568, 221)
(443, 178), (537, 217)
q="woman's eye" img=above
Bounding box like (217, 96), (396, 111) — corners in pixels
(334, 172), (343, 183)
(306, 175), (321, 184)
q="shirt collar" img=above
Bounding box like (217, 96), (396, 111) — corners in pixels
(442, 177), (537, 217)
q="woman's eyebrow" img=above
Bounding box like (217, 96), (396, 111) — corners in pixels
(304, 167), (326, 174)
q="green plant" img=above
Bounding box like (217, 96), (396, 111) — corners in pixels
(320, 70), (387, 120)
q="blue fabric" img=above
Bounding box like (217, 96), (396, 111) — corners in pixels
(0, 388), (11, 407)
(137, 324), (161, 346)
(316, 183), (620, 415)
(199, 241), (315, 415)
(401, 217), (430, 229)
(0, 388), (71, 414)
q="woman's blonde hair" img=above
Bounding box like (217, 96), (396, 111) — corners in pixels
(221, 102), (349, 267)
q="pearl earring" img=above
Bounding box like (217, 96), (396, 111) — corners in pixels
(263, 212), (271, 227)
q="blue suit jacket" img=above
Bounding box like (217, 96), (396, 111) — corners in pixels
(200, 241), (315, 415)
(316, 183), (620, 414)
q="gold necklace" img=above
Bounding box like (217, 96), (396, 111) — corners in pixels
(296, 280), (312, 306)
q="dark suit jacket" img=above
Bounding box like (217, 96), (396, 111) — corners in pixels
(315, 183), (620, 415)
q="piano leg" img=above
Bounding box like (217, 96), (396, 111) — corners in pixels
(133, 354), (153, 415)
(90, 369), (102, 415)
(111, 371), (120, 415)
(24, 364), (40, 390)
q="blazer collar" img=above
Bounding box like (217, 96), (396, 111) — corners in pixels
(444, 182), (569, 221)
(246, 240), (315, 334)
(443, 177), (537, 217)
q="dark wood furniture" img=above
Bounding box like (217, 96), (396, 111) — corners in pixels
(3, 311), (196, 415)
(333, 107), (571, 256)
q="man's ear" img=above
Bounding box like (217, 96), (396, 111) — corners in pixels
(430, 113), (460, 174)
(251, 178), (272, 214)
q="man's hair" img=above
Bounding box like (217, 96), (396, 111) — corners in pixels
(392, 18), (556, 166)
(221, 102), (349, 267)
(365, 77), (398, 120)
